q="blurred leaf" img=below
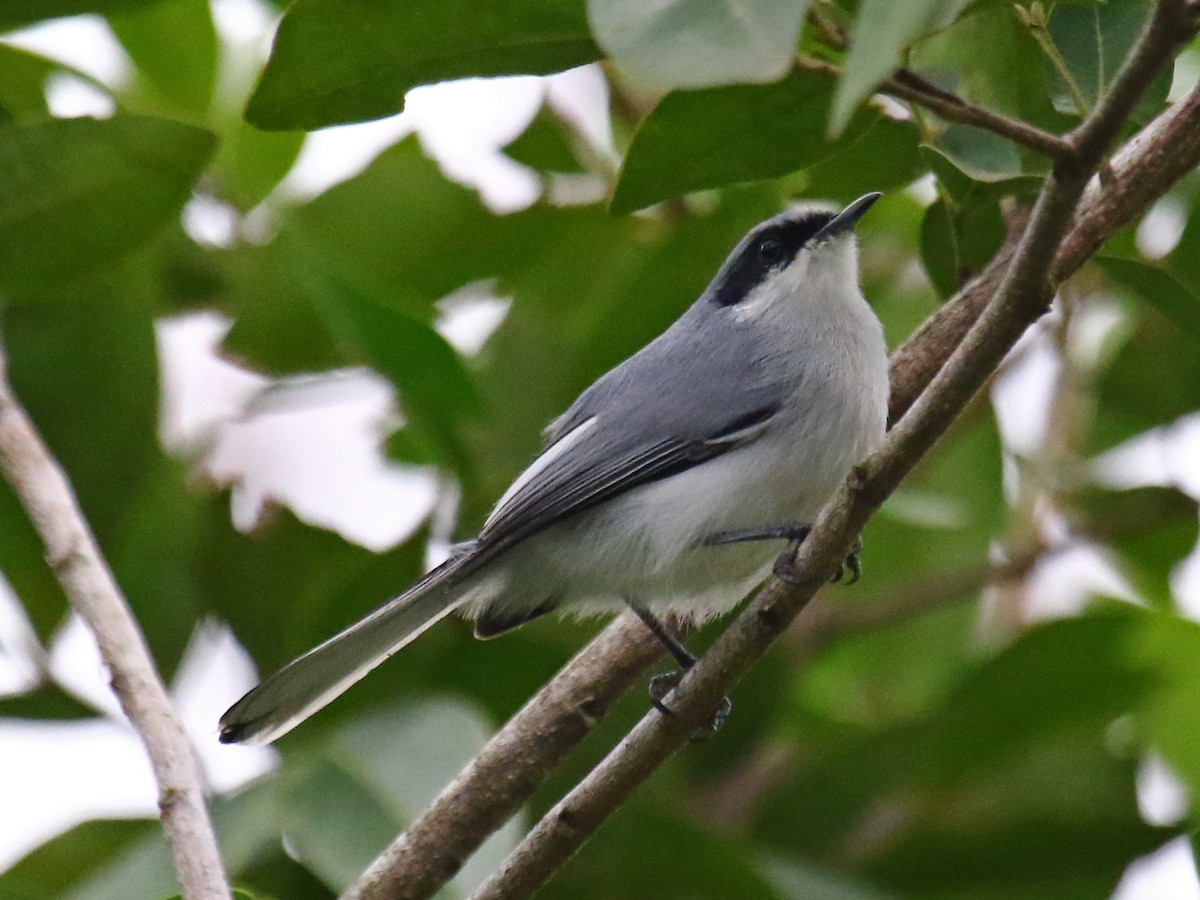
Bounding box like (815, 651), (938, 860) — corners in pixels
(0, 684), (98, 720)
(830, 0), (970, 134)
(110, 0), (218, 116)
(1, 271), (203, 672)
(62, 779), (284, 900)
(0, 44), (84, 121)
(588, 0), (808, 90)
(195, 501), (426, 679)
(213, 122), (306, 210)
(502, 103), (585, 173)
(0, 116), (216, 297)
(612, 69), (885, 213)
(1076, 485), (1200, 611)
(284, 138), (528, 306)
(759, 609), (1174, 898)
(761, 855), (900, 900)
(1048, 0), (1170, 124)
(297, 262), (480, 472)
(246, 0), (599, 130)
(218, 243), (347, 374)
(545, 793), (786, 900)
(0, 0), (155, 28)
(0, 820), (153, 897)
(1089, 303), (1200, 451)
(0, 479), (69, 641)
(1096, 256), (1200, 342)
(919, 195), (1006, 298)
(283, 758), (400, 891)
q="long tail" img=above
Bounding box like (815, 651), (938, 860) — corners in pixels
(219, 565), (464, 745)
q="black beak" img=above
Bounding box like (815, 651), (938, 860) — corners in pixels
(813, 192), (882, 242)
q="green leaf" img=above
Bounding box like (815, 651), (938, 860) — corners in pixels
(246, 0), (599, 130)
(759, 609), (1176, 898)
(612, 69), (884, 214)
(908, 3), (1064, 134)
(830, 0), (970, 135)
(1048, 0), (1170, 124)
(588, 0), (809, 90)
(1075, 486), (1200, 611)
(502, 103), (585, 173)
(212, 121), (306, 211)
(0, 44), (76, 121)
(109, 0), (218, 116)
(794, 115), (924, 201)
(0, 820), (153, 897)
(1096, 256), (1200, 343)
(297, 260), (481, 473)
(1088, 301), (1200, 451)
(218, 244), (346, 375)
(0, 116), (216, 297)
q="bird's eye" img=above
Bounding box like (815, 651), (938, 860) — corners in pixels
(757, 236), (785, 266)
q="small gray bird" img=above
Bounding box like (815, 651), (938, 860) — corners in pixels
(220, 193), (890, 745)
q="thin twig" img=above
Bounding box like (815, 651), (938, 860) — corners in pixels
(885, 68), (1074, 159)
(342, 20), (1200, 900)
(0, 347), (228, 898)
(469, 4), (1193, 896)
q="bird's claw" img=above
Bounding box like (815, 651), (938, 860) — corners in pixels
(648, 671), (733, 742)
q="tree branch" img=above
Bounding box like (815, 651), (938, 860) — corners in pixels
(884, 68), (1074, 159)
(468, 4), (1194, 896)
(0, 345), (228, 898)
(341, 613), (662, 900)
(343, 13), (1200, 900)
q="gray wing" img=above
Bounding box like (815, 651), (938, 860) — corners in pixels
(472, 303), (789, 561)
(475, 402), (779, 558)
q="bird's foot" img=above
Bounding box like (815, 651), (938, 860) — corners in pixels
(704, 521), (863, 586)
(648, 670), (733, 742)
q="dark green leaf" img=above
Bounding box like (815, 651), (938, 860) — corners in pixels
(759, 609), (1175, 898)
(0, 116), (216, 297)
(920, 196), (959, 297)
(612, 69), (883, 214)
(502, 103), (585, 173)
(246, 0), (599, 130)
(588, 0), (808, 90)
(1096, 256), (1200, 342)
(0, 44), (77, 121)
(213, 121), (306, 210)
(794, 116), (924, 201)
(110, 0), (218, 115)
(830, 0), (970, 134)
(1048, 0), (1170, 124)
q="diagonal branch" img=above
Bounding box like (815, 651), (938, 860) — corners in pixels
(884, 68), (1074, 159)
(468, 3), (1195, 897)
(0, 344), (228, 898)
(343, 17), (1200, 900)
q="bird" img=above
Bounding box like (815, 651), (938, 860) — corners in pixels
(219, 192), (890, 745)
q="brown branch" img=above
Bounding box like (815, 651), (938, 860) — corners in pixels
(342, 15), (1200, 900)
(0, 346), (228, 898)
(884, 68), (1074, 159)
(468, 4), (1194, 897)
(340, 613), (661, 900)
(803, 2), (1072, 158)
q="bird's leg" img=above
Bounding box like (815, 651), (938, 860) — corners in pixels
(627, 604), (732, 740)
(702, 522), (863, 586)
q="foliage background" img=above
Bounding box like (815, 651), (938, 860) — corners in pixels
(2, 0), (1200, 897)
